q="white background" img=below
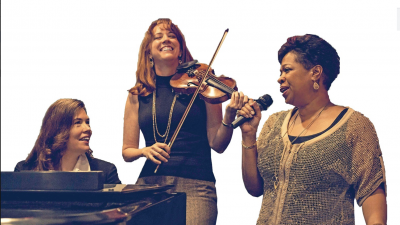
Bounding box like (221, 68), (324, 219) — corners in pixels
(2, 1), (399, 224)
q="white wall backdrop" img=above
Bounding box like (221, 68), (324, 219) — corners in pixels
(2, 1), (399, 224)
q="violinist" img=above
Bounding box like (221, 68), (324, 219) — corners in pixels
(122, 18), (246, 225)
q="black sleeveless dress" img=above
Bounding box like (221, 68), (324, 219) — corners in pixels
(138, 74), (215, 182)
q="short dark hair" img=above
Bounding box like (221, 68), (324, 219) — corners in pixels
(278, 34), (340, 90)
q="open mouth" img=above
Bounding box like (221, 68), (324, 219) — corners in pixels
(160, 46), (173, 51)
(80, 137), (90, 141)
(280, 86), (289, 94)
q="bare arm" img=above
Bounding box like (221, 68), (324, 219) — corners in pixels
(122, 93), (141, 161)
(362, 185), (387, 225)
(122, 93), (170, 164)
(205, 92), (247, 153)
(240, 99), (263, 197)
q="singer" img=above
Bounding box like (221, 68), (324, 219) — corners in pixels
(238, 34), (386, 224)
(122, 18), (247, 225)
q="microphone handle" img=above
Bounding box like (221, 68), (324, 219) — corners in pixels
(231, 103), (264, 129)
(231, 115), (247, 128)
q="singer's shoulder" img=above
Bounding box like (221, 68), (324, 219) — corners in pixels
(272, 109), (292, 118)
(274, 109), (292, 115)
(259, 110), (291, 135)
(266, 109), (291, 123)
(347, 109), (377, 130)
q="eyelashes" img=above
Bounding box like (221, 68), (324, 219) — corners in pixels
(74, 120), (90, 126)
(154, 34), (176, 40)
(284, 68), (291, 73)
(279, 68), (292, 77)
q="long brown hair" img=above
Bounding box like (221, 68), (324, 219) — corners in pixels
(129, 18), (193, 96)
(24, 99), (93, 171)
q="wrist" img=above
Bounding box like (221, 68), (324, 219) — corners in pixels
(242, 130), (257, 138)
(224, 108), (237, 122)
(141, 148), (146, 158)
(242, 133), (257, 144)
(222, 113), (236, 128)
(242, 139), (257, 149)
(221, 120), (232, 128)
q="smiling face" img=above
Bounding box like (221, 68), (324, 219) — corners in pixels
(150, 24), (181, 66)
(278, 52), (315, 107)
(65, 108), (92, 156)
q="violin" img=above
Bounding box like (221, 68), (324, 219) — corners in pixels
(170, 60), (238, 104)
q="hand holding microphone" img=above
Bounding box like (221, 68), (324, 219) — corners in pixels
(231, 94), (273, 130)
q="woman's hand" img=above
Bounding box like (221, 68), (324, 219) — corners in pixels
(238, 99), (262, 134)
(141, 143), (171, 165)
(224, 91), (248, 123)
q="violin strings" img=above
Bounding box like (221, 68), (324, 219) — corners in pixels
(208, 75), (235, 94)
(196, 72), (236, 94)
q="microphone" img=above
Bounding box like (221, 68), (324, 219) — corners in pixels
(231, 94), (273, 129)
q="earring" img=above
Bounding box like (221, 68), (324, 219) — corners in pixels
(179, 54), (182, 65)
(149, 57), (154, 67)
(313, 80), (319, 90)
(179, 59), (182, 65)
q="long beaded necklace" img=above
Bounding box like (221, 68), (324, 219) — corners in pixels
(152, 87), (177, 144)
(273, 103), (329, 190)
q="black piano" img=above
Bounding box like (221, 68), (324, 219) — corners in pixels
(1, 171), (186, 225)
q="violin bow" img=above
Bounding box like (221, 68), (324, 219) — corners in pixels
(154, 29), (229, 173)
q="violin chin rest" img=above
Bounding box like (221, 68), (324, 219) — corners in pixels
(176, 60), (198, 71)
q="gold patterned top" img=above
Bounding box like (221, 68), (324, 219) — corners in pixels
(256, 108), (386, 224)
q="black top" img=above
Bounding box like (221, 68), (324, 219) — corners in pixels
(14, 157), (122, 184)
(289, 108), (348, 144)
(138, 75), (215, 182)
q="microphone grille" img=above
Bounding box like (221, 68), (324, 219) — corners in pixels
(256, 94), (273, 111)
